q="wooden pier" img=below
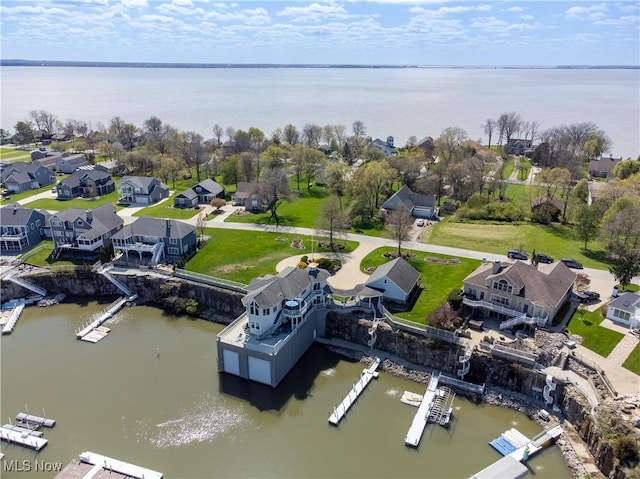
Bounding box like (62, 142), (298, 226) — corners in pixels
(0, 426), (48, 451)
(76, 297), (127, 343)
(328, 357), (381, 426)
(76, 451), (163, 479)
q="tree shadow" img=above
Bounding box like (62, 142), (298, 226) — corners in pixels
(582, 249), (612, 266)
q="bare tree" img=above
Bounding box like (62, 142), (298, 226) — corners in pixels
(259, 166), (290, 228)
(386, 208), (413, 256)
(498, 111), (522, 148)
(482, 119), (496, 149)
(427, 303), (457, 330)
(333, 124), (347, 149)
(352, 120), (366, 137)
(283, 124), (300, 145)
(316, 195), (348, 247)
(212, 124), (224, 146)
(302, 123), (323, 148)
(29, 110), (58, 136)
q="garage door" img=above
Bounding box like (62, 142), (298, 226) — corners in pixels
(223, 349), (240, 376)
(248, 356), (272, 385)
(413, 207), (433, 218)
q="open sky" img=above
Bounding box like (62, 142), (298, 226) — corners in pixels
(1, 1), (638, 66)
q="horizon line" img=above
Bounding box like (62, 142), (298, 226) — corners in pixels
(2, 59), (639, 69)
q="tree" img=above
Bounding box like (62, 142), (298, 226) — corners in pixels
(609, 253), (640, 291)
(210, 197), (226, 212)
(316, 196), (348, 247)
(303, 148), (325, 189)
(220, 155), (241, 189)
(283, 124), (300, 145)
(157, 156), (182, 189)
(259, 166), (290, 228)
(497, 112), (522, 148)
(574, 204), (603, 250)
(613, 159), (640, 180)
(212, 123), (224, 147)
(13, 120), (35, 145)
(385, 208), (413, 256)
(349, 161), (396, 220)
(352, 120), (366, 137)
(482, 119), (496, 149)
(0, 128), (10, 144)
(302, 123), (322, 148)
(325, 160), (349, 205)
(29, 109), (58, 137)
(427, 303), (457, 330)
(601, 197), (640, 254)
(176, 131), (205, 182)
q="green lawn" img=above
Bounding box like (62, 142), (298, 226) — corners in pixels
(132, 200), (202, 219)
(516, 158), (532, 181)
(20, 242), (81, 267)
(24, 189), (121, 211)
(567, 307), (624, 358)
(426, 221), (610, 270)
(622, 343), (640, 375)
(186, 228), (358, 284)
(225, 186), (328, 229)
(502, 157), (515, 179)
(1, 183), (59, 206)
(360, 247), (481, 323)
(0, 148), (32, 161)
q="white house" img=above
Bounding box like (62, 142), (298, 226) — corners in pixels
(606, 292), (640, 329)
(365, 257), (420, 304)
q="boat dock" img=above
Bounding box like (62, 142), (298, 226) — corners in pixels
(328, 357), (381, 426)
(76, 296), (127, 343)
(16, 412), (56, 428)
(470, 424), (563, 478)
(54, 451), (163, 479)
(2, 423), (44, 437)
(0, 426), (48, 451)
(1, 302), (25, 334)
(404, 373), (441, 447)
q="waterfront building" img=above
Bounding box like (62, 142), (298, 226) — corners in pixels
(606, 292), (640, 330)
(217, 264), (331, 387)
(0, 204), (47, 253)
(118, 176), (169, 205)
(0, 161), (55, 192)
(462, 260), (576, 328)
(174, 178), (224, 208)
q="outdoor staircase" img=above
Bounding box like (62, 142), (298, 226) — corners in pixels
(151, 242), (165, 264)
(543, 374), (556, 405)
(97, 266), (136, 300)
(367, 317), (380, 348)
(499, 314), (548, 330)
(457, 344), (474, 379)
(4, 273), (47, 297)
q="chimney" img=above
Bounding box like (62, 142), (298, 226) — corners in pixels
(492, 260), (501, 274)
(13, 204), (18, 215)
(166, 219), (172, 230)
(86, 209), (92, 222)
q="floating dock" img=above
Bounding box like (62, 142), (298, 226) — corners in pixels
(469, 424), (563, 479)
(405, 373), (441, 447)
(2, 424), (44, 437)
(1, 302), (25, 334)
(76, 297), (127, 342)
(16, 412), (56, 428)
(328, 357), (380, 426)
(74, 451), (163, 479)
(0, 426), (48, 451)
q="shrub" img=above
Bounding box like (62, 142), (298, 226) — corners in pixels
(300, 255), (308, 264)
(614, 436), (639, 464)
(447, 288), (463, 309)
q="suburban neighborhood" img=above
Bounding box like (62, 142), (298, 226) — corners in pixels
(1, 111), (639, 479)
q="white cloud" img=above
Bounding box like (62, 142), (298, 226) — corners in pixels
(594, 15), (639, 26)
(506, 6), (523, 12)
(409, 4), (491, 17)
(121, 0), (149, 8)
(520, 15), (533, 20)
(471, 16), (536, 34)
(565, 3), (608, 20)
(276, 3), (351, 22)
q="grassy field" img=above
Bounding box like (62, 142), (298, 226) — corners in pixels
(426, 221), (610, 269)
(20, 242), (81, 267)
(567, 307), (624, 358)
(132, 200), (202, 219)
(0, 147), (32, 161)
(360, 246), (481, 323)
(622, 343), (640, 375)
(1, 183), (58, 206)
(517, 158), (532, 181)
(186, 228), (358, 284)
(226, 186), (328, 229)
(502, 157), (515, 180)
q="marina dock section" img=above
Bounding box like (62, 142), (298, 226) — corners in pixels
(404, 373), (441, 447)
(0, 426), (48, 451)
(328, 357), (381, 426)
(54, 451), (163, 479)
(76, 296), (127, 343)
(1, 301), (25, 334)
(16, 412), (56, 428)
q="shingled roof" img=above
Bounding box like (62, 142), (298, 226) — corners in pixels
(365, 257), (420, 296)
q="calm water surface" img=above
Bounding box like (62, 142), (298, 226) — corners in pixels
(1, 67), (638, 158)
(0, 300), (571, 478)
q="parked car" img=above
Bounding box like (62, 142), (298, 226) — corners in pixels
(561, 258), (583, 269)
(536, 253), (554, 264)
(507, 249), (528, 260)
(416, 219), (425, 227)
(574, 290), (600, 303)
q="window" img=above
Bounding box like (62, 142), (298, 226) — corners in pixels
(313, 283), (320, 291)
(493, 280), (512, 293)
(250, 303), (258, 315)
(170, 238), (178, 244)
(168, 247), (179, 255)
(51, 219), (62, 227)
(36, 220), (41, 227)
(614, 309), (631, 321)
(492, 295), (510, 307)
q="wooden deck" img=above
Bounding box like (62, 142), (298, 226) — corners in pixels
(405, 373), (440, 447)
(328, 357), (381, 426)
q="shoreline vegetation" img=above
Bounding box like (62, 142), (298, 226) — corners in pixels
(2, 59), (639, 69)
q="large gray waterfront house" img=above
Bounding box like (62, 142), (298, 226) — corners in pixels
(0, 204), (47, 253)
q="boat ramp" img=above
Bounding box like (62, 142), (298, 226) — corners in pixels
(470, 423), (563, 479)
(54, 451), (163, 479)
(404, 372), (456, 447)
(328, 357), (381, 426)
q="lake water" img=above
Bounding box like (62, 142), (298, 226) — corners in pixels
(0, 300), (571, 478)
(1, 67), (638, 158)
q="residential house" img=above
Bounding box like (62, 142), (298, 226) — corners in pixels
(364, 257), (420, 305)
(174, 179), (224, 208)
(30, 148), (65, 169)
(49, 204), (123, 259)
(0, 162), (55, 192)
(55, 153), (88, 173)
(232, 182), (265, 211)
(462, 260), (576, 328)
(118, 176), (169, 205)
(369, 136), (397, 156)
(416, 136), (435, 158)
(0, 204), (46, 253)
(111, 217), (196, 265)
(217, 265), (331, 387)
(606, 292), (640, 329)
(505, 138), (533, 156)
(381, 184), (438, 219)
(56, 168), (115, 199)
(588, 155), (623, 179)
